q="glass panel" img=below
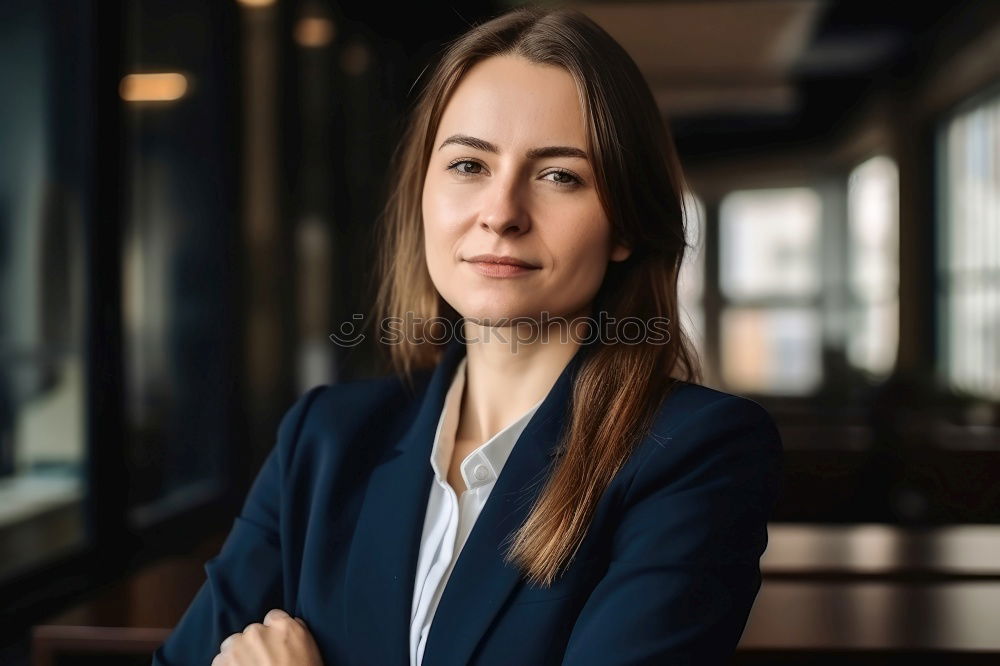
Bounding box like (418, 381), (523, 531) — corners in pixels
(847, 300), (899, 380)
(938, 88), (1000, 400)
(951, 284), (1000, 397)
(847, 155), (899, 376)
(122, 0), (233, 525)
(0, 0), (88, 580)
(719, 187), (822, 301)
(720, 306), (823, 395)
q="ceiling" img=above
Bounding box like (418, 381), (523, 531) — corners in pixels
(336, 0), (986, 160)
(508, 0), (979, 160)
(579, 0), (824, 118)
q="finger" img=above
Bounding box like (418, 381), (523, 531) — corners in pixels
(294, 617), (308, 629)
(242, 622), (264, 638)
(263, 608), (291, 626)
(220, 632), (240, 652)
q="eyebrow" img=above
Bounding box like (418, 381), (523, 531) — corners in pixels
(437, 133), (589, 161)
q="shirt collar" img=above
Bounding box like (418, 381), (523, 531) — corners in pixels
(430, 355), (546, 492)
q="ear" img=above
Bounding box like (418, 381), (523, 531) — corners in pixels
(610, 240), (632, 263)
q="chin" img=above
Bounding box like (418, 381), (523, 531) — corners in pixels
(453, 301), (541, 328)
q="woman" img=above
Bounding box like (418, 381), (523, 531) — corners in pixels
(153, 6), (784, 666)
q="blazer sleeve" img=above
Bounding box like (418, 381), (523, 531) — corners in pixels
(151, 385), (327, 666)
(561, 395), (784, 666)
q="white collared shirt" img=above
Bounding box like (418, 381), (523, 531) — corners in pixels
(409, 355), (546, 666)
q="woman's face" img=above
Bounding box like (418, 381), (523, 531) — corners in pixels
(422, 55), (630, 335)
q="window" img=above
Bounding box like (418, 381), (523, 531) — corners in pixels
(121, 0), (237, 525)
(0, 0), (89, 581)
(937, 86), (1000, 400)
(846, 155), (899, 378)
(718, 187), (823, 395)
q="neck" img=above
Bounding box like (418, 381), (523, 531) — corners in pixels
(456, 310), (591, 446)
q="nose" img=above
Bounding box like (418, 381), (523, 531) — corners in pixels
(478, 174), (531, 237)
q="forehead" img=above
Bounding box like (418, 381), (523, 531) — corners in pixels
(435, 55), (587, 149)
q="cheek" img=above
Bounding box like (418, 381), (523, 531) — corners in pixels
(422, 183), (465, 245)
(553, 217), (612, 274)
(422, 216), (461, 290)
(421, 190), (447, 259)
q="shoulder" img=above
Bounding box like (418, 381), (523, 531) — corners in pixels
(654, 381), (773, 434)
(275, 371), (429, 457)
(309, 372), (423, 423)
(650, 380), (781, 445)
(656, 381), (774, 429)
(624, 380), (784, 505)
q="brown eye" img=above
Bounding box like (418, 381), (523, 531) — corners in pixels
(447, 159), (484, 176)
(543, 169), (582, 189)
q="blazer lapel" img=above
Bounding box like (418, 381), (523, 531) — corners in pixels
(343, 335), (467, 665)
(421, 337), (594, 665)
(342, 334), (596, 665)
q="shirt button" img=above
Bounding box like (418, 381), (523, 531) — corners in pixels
(473, 464), (490, 481)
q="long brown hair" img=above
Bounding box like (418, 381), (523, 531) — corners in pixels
(370, 5), (702, 588)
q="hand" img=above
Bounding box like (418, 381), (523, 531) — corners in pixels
(212, 608), (323, 666)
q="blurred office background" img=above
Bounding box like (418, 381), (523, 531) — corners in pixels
(0, 0), (998, 663)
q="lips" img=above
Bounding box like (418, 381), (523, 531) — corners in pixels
(464, 253), (540, 268)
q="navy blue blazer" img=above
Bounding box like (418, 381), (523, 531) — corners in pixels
(152, 336), (784, 665)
